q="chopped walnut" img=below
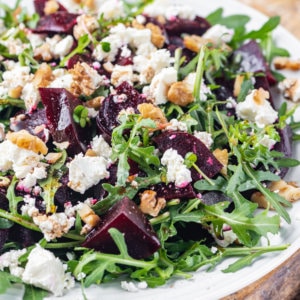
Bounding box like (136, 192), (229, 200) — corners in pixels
(273, 57), (300, 71)
(73, 14), (99, 40)
(44, 0), (59, 15)
(77, 203), (100, 234)
(6, 130), (48, 155)
(103, 62), (114, 73)
(251, 180), (300, 209)
(167, 80), (195, 106)
(69, 62), (102, 96)
(146, 23), (165, 48)
(213, 148), (228, 176)
(8, 86), (22, 99)
(278, 78), (300, 102)
(233, 74), (245, 97)
(139, 190), (166, 217)
(85, 149), (97, 157)
(85, 96), (104, 109)
(0, 176), (10, 188)
(137, 103), (167, 127)
(45, 152), (63, 164)
(33, 63), (54, 88)
(110, 65), (135, 87)
(253, 88), (270, 105)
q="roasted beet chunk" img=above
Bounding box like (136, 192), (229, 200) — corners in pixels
(96, 82), (148, 142)
(153, 131), (222, 180)
(0, 193), (10, 250)
(165, 16), (211, 37)
(33, 11), (78, 34)
(234, 40), (276, 86)
(82, 197), (160, 259)
(153, 182), (196, 200)
(39, 88), (88, 155)
(34, 0), (67, 17)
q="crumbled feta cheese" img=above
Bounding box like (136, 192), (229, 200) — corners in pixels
(111, 64), (135, 86)
(143, 67), (177, 105)
(33, 213), (75, 241)
(52, 35), (74, 59)
(22, 245), (75, 296)
(21, 82), (41, 111)
(0, 140), (47, 188)
(49, 69), (73, 89)
(235, 89), (278, 127)
(98, 0), (125, 20)
(278, 78), (300, 102)
(68, 153), (110, 194)
(0, 249), (26, 278)
(259, 134), (277, 150)
(27, 33), (45, 50)
(194, 131), (213, 149)
(161, 148), (192, 187)
(90, 135), (112, 159)
(144, 0), (196, 20)
(184, 72), (211, 101)
(0, 37), (29, 55)
(203, 24), (234, 44)
(21, 195), (39, 217)
(165, 119), (188, 132)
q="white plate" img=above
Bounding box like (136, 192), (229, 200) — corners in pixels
(2, 0), (300, 299)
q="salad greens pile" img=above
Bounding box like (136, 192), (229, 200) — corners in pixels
(0, 0), (300, 298)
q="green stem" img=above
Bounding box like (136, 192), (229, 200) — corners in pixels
(0, 98), (25, 109)
(45, 241), (82, 249)
(192, 163), (215, 186)
(149, 212), (170, 225)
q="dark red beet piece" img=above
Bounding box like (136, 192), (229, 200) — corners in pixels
(0, 193), (9, 250)
(10, 109), (49, 142)
(153, 131), (223, 180)
(33, 11), (78, 34)
(234, 40), (277, 86)
(82, 197), (160, 259)
(34, 0), (67, 17)
(96, 81), (148, 142)
(152, 182), (196, 200)
(164, 16), (211, 37)
(39, 87), (88, 156)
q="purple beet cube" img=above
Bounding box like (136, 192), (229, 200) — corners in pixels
(153, 131), (223, 181)
(82, 197), (160, 259)
(39, 88), (88, 155)
(33, 11), (78, 34)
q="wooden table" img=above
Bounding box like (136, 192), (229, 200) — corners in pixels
(223, 2), (300, 299)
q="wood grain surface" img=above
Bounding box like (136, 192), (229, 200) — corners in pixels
(224, 1), (300, 300)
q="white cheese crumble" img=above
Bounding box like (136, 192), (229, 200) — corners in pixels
(0, 249), (27, 278)
(143, 67), (177, 105)
(121, 280), (148, 292)
(235, 89), (278, 127)
(68, 153), (110, 194)
(90, 135), (112, 159)
(21, 82), (41, 111)
(184, 72), (211, 101)
(202, 24), (234, 44)
(22, 245), (75, 296)
(165, 119), (188, 132)
(32, 213), (75, 241)
(161, 148), (192, 188)
(49, 68), (73, 89)
(52, 35), (74, 59)
(0, 140), (48, 189)
(98, 0), (125, 20)
(194, 131), (213, 149)
(111, 64), (135, 86)
(144, 0), (196, 20)
(259, 134), (277, 150)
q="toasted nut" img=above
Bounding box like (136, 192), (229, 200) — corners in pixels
(44, 0), (59, 15)
(8, 86), (22, 99)
(85, 149), (98, 157)
(33, 63), (53, 88)
(146, 23), (165, 48)
(253, 88), (270, 105)
(139, 190), (166, 217)
(137, 103), (167, 126)
(85, 96), (104, 109)
(184, 35), (210, 53)
(45, 152), (63, 164)
(251, 180), (300, 209)
(273, 57), (300, 71)
(278, 78), (300, 102)
(77, 203), (100, 229)
(6, 130), (48, 155)
(0, 176), (10, 188)
(34, 43), (52, 61)
(233, 74), (245, 97)
(73, 14), (99, 40)
(213, 148), (228, 176)
(167, 81), (194, 106)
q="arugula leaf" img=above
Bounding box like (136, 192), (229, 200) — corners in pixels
(6, 176), (23, 215)
(23, 285), (49, 300)
(0, 271), (22, 294)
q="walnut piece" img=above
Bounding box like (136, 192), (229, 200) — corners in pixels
(137, 103), (167, 126)
(213, 148), (228, 176)
(273, 57), (300, 71)
(251, 180), (300, 209)
(6, 129), (48, 155)
(77, 203), (100, 234)
(44, 0), (59, 15)
(278, 78), (300, 102)
(233, 74), (245, 97)
(253, 88), (270, 105)
(8, 86), (22, 99)
(139, 190), (166, 217)
(73, 14), (99, 40)
(33, 63), (54, 88)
